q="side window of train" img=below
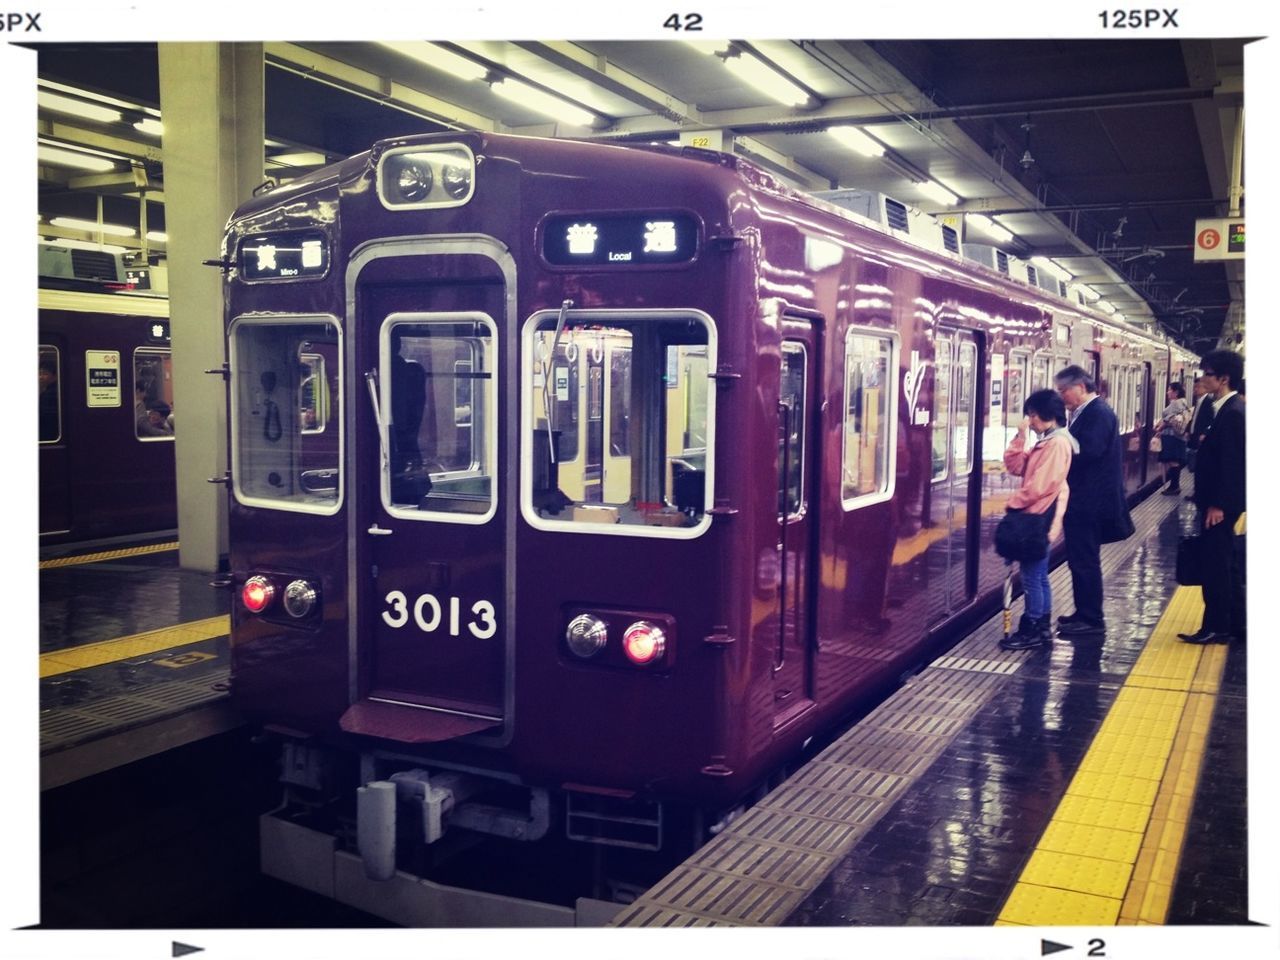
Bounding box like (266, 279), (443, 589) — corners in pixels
(229, 315), (343, 514)
(1031, 351), (1052, 391)
(1007, 351), (1029, 436)
(38, 345), (61, 444)
(931, 336), (952, 481)
(842, 329), (896, 507)
(382, 314), (497, 523)
(954, 340), (976, 477)
(779, 342), (806, 518)
(524, 310), (714, 535)
(134, 348), (175, 441)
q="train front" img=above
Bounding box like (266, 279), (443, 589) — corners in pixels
(223, 132), (758, 854)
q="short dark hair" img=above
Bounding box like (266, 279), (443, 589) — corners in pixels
(1167, 382), (1185, 398)
(1024, 388), (1066, 426)
(1200, 349), (1244, 389)
(1054, 365), (1096, 393)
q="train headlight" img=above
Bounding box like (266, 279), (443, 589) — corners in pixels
(242, 575), (275, 614)
(283, 579), (319, 619)
(622, 621), (666, 666)
(565, 614), (608, 658)
(376, 144), (475, 210)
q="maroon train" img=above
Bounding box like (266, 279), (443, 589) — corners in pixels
(39, 285), (177, 545)
(222, 133), (1196, 866)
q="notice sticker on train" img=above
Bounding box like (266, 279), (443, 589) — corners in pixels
(85, 350), (121, 408)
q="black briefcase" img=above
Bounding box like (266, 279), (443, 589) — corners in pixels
(1176, 535), (1203, 586)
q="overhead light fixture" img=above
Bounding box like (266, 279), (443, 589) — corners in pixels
(49, 216), (136, 238)
(38, 145), (119, 172)
(684, 39), (732, 56)
(967, 214), (1014, 244)
(380, 41), (488, 81)
(722, 51), (811, 107)
(827, 126), (885, 158)
(133, 117), (164, 137)
(38, 90), (123, 124)
(490, 78), (596, 128)
(917, 179), (959, 207)
(145, 230), (168, 243)
(1032, 257), (1070, 283)
(1097, 300), (1117, 315)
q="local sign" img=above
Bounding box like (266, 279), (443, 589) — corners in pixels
(1193, 218), (1244, 262)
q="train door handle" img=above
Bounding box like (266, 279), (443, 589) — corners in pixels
(367, 524), (394, 536)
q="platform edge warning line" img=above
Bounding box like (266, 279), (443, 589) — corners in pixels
(995, 585), (1228, 926)
(40, 615), (231, 678)
(39, 540), (180, 569)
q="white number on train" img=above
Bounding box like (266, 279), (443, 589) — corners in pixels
(382, 590), (497, 639)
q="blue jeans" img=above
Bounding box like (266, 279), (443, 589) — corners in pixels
(1021, 555), (1051, 619)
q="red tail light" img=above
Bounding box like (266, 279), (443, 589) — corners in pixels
(242, 575), (275, 613)
(622, 621), (666, 666)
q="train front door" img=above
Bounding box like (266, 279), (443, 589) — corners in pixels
(773, 318), (819, 725)
(344, 242), (514, 744)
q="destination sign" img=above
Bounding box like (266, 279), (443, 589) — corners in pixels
(239, 230), (330, 280)
(542, 213), (698, 266)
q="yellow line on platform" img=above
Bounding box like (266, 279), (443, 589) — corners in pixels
(40, 615), (230, 678)
(996, 585), (1228, 926)
(39, 541), (180, 569)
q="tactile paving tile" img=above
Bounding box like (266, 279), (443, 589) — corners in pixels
(39, 676), (226, 752)
(638, 867), (807, 925)
(686, 835), (839, 889)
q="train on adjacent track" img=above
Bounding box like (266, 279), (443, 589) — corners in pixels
(38, 254), (176, 546)
(219, 132), (1198, 881)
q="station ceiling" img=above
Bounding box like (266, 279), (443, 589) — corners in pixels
(35, 38), (1248, 352)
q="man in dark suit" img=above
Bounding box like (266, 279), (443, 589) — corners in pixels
(1054, 365), (1127, 635)
(1184, 375), (1215, 497)
(1179, 349), (1246, 644)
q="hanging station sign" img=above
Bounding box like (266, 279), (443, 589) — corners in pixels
(1193, 218), (1244, 262)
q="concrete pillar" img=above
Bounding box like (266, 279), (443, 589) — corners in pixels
(157, 43), (263, 572)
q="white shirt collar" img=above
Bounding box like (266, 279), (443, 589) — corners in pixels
(1068, 393), (1098, 423)
(1213, 390), (1238, 413)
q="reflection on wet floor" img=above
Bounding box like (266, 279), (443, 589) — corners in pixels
(786, 500), (1247, 926)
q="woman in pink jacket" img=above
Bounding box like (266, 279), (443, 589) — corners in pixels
(1000, 388), (1078, 650)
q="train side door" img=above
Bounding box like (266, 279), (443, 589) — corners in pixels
(933, 328), (980, 614)
(38, 342), (72, 536)
(773, 319), (819, 724)
(345, 246), (512, 744)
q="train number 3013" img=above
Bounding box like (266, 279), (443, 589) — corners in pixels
(382, 591), (498, 639)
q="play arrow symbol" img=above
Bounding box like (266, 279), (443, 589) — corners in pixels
(1041, 940), (1072, 956)
(172, 943), (204, 958)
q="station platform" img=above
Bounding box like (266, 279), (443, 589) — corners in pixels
(612, 491), (1249, 927)
(38, 539), (234, 790)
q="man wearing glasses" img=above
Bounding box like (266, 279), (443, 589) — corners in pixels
(1053, 365), (1129, 636)
(1179, 349), (1246, 644)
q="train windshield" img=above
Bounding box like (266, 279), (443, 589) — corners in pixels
(229, 316), (342, 513)
(379, 314), (496, 522)
(523, 310), (714, 535)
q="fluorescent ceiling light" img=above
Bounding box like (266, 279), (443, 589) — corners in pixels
(133, 118), (164, 137)
(46, 237), (128, 254)
(380, 41), (488, 81)
(967, 213), (1014, 244)
(38, 91), (123, 124)
(1097, 300), (1117, 314)
(685, 39), (732, 56)
(38, 145), (118, 172)
(827, 126), (885, 158)
(145, 231), (168, 243)
(269, 151), (328, 167)
(50, 216), (136, 238)
(491, 78), (595, 127)
(722, 52), (810, 106)
(1033, 256), (1074, 281)
(917, 179), (959, 207)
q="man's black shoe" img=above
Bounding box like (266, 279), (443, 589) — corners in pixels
(1058, 618), (1105, 636)
(1057, 612), (1082, 626)
(1178, 629), (1230, 644)
(1161, 486), (1181, 495)
(1000, 632), (1048, 651)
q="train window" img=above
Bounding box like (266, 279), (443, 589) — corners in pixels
(931, 336), (952, 481)
(523, 309), (715, 537)
(299, 353), (331, 435)
(1031, 352), (1052, 390)
(134, 348), (175, 441)
(381, 314), (497, 523)
(38, 345), (61, 444)
(1006, 351), (1029, 431)
(229, 316), (343, 514)
(954, 340), (976, 477)
(779, 342), (806, 518)
(842, 330), (896, 507)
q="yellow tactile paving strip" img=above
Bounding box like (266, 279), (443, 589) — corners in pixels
(996, 584), (1228, 926)
(39, 615), (230, 678)
(39, 541), (180, 569)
